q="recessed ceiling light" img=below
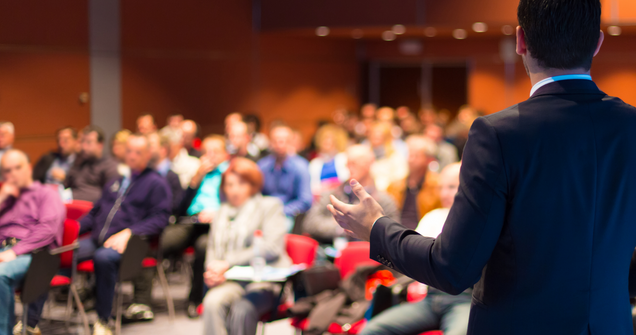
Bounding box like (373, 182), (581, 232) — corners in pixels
(382, 31), (397, 41)
(393, 24), (406, 35)
(424, 27), (437, 37)
(352, 29), (364, 39)
(608, 25), (622, 36)
(501, 25), (514, 36)
(472, 22), (488, 33)
(453, 29), (467, 40)
(316, 26), (330, 37)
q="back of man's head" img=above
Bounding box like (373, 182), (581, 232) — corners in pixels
(518, 0), (601, 71)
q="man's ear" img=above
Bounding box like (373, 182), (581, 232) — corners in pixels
(593, 30), (604, 57)
(516, 26), (527, 56)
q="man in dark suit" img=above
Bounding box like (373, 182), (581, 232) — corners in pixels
(328, 1), (636, 334)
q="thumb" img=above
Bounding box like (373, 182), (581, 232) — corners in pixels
(349, 179), (370, 201)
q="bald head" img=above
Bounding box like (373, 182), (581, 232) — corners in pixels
(125, 134), (152, 173)
(1, 149), (33, 189)
(346, 145), (375, 184)
(439, 162), (461, 209)
(181, 120), (198, 145)
(0, 121), (15, 149)
(228, 121), (250, 153)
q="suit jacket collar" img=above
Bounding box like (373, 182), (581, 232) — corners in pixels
(531, 79), (605, 98)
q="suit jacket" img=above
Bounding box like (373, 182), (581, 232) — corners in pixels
(370, 80), (636, 335)
(386, 171), (441, 224)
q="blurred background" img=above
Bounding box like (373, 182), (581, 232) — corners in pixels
(2, 0), (636, 161)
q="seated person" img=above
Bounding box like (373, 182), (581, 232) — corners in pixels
(77, 134), (171, 335)
(111, 129), (132, 178)
(303, 145), (399, 244)
(163, 135), (229, 318)
(367, 122), (408, 192)
(308, 124), (350, 196)
(360, 163), (471, 335)
(32, 126), (79, 186)
(201, 157), (291, 335)
(227, 121), (263, 162)
(65, 125), (120, 203)
(171, 123), (201, 189)
(386, 135), (442, 230)
(258, 124), (312, 222)
(122, 132), (185, 322)
(0, 150), (65, 335)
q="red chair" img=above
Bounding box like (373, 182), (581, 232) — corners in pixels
(334, 241), (379, 280)
(65, 200), (94, 221)
(290, 241), (380, 335)
(285, 234), (319, 267)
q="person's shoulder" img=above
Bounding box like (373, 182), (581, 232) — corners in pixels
(601, 94), (636, 114)
(289, 154), (309, 167)
(257, 154), (274, 167)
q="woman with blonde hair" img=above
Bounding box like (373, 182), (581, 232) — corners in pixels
(308, 124), (350, 196)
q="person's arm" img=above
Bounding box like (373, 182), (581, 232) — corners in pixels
(101, 159), (121, 187)
(283, 161), (313, 217)
(225, 199), (288, 267)
(11, 190), (66, 255)
(174, 186), (198, 217)
(369, 117), (509, 295)
(129, 180), (172, 237)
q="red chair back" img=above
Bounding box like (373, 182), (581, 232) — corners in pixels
(285, 234), (319, 266)
(65, 200), (93, 220)
(334, 241), (379, 280)
(60, 219), (80, 269)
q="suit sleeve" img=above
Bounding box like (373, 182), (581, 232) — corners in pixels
(369, 117), (509, 295)
(629, 249), (636, 297)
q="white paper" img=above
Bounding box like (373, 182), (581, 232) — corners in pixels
(224, 264), (307, 282)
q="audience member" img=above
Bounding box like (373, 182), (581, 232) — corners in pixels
(166, 135), (230, 317)
(361, 163), (470, 335)
(77, 133), (171, 335)
(124, 132), (184, 322)
(227, 121), (262, 162)
(424, 123), (458, 170)
(303, 145), (399, 244)
(136, 114), (157, 135)
(308, 124), (350, 196)
(418, 106), (437, 129)
(242, 114), (269, 154)
(398, 112), (422, 139)
(32, 127), (79, 186)
(181, 120), (202, 158)
(445, 105), (479, 159)
(0, 122), (15, 180)
(386, 136), (441, 229)
(170, 125), (201, 189)
(202, 157), (290, 335)
(0, 149), (65, 335)
(64, 125), (119, 203)
(148, 132), (183, 212)
(376, 107), (405, 142)
(257, 124), (312, 222)
(111, 129), (132, 178)
(368, 122), (408, 192)
(159, 114), (184, 138)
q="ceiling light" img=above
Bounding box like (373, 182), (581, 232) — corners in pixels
(382, 31), (396, 41)
(453, 29), (467, 40)
(424, 27), (437, 37)
(608, 25), (622, 36)
(472, 22), (488, 33)
(392, 24), (406, 35)
(501, 25), (514, 36)
(316, 26), (330, 37)
(352, 29), (364, 39)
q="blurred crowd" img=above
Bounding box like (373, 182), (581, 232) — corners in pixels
(0, 103), (480, 335)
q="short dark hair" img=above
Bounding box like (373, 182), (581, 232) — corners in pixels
(57, 126), (78, 139)
(518, 0), (601, 71)
(243, 114), (261, 132)
(81, 125), (105, 143)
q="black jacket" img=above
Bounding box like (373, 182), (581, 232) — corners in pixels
(32, 151), (58, 183)
(371, 80), (636, 334)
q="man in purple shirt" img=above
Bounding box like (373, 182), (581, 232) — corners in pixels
(0, 149), (65, 335)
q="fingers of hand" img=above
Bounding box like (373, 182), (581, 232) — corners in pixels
(350, 179), (370, 201)
(329, 195), (350, 214)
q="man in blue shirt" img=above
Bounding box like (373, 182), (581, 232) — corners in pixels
(257, 124), (312, 224)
